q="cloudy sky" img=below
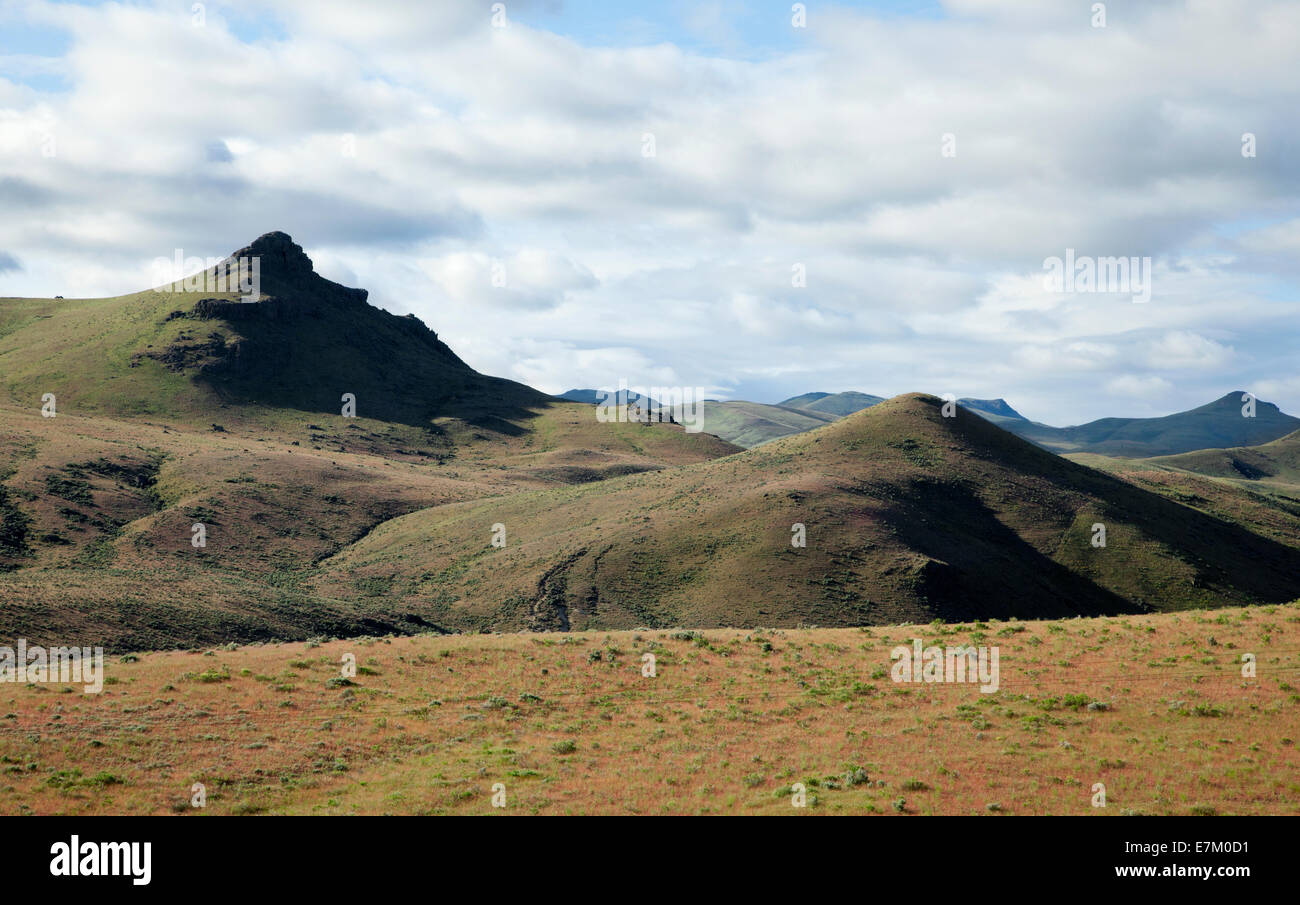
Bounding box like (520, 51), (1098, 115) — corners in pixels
(1, 0), (1297, 424)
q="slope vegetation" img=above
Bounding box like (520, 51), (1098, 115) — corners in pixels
(313, 394), (1300, 631)
(3, 603), (1295, 815)
(698, 400), (837, 447)
(780, 391), (885, 417)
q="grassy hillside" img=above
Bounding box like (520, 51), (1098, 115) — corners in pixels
(0, 231), (745, 646)
(6, 233), (1300, 650)
(699, 400), (837, 447)
(0, 232), (546, 434)
(1145, 430), (1300, 485)
(1065, 431), (1300, 556)
(308, 394), (1300, 632)
(2, 602), (1295, 815)
(780, 391), (885, 417)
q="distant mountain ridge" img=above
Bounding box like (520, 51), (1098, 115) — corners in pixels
(781, 391), (886, 416)
(561, 382), (1300, 455)
(984, 392), (1300, 457)
(958, 398), (1027, 421)
(557, 388), (662, 409)
(559, 386), (1298, 456)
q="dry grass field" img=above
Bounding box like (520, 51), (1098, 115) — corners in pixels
(2, 602), (1296, 816)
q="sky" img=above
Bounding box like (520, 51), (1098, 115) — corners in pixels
(1, 0), (1298, 425)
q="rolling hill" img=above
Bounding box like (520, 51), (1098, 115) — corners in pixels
(1062, 430), (1300, 555)
(309, 393), (1300, 631)
(779, 391), (886, 416)
(634, 386), (1299, 458)
(1145, 429), (1300, 484)
(557, 393), (841, 448)
(697, 400), (839, 447)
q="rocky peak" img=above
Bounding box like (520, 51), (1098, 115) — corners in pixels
(224, 231), (315, 282)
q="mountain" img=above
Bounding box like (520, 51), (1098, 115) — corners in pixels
(0, 232), (545, 433)
(1061, 430), (1300, 557)
(311, 393), (1300, 630)
(690, 391), (885, 448)
(781, 390), (886, 416)
(778, 391), (831, 408)
(769, 392), (1300, 458)
(557, 388), (662, 408)
(977, 392), (1300, 457)
(558, 392), (840, 447)
(957, 397), (1026, 422)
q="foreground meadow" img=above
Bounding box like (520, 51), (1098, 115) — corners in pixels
(1, 603), (1297, 816)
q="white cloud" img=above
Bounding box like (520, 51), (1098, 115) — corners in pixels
(1144, 331), (1234, 370)
(1106, 375), (1175, 398)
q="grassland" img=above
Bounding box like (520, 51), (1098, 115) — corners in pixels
(1, 602), (1296, 815)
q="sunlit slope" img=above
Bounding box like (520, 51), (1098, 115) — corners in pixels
(1144, 430), (1300, 485)
(314, 394), (1300, 631)
(699, 400), (837, 447)
(3, 603), (1296, 816)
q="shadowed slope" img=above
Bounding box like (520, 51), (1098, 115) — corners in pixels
(1143, 429), (1300, 483)
(698, 400), (838, 447)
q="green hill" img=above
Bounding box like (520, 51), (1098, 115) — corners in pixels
(780, 390), (885, 416)
(1144, 429), (1300, 483)
(697, 400), (838, 447)
(0, 232), (545, 433)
